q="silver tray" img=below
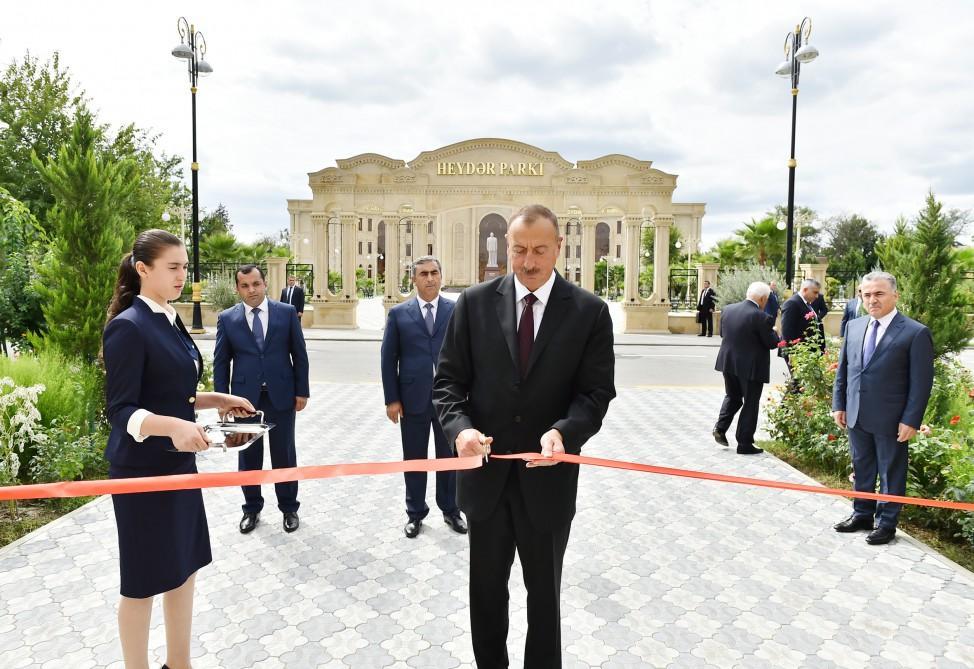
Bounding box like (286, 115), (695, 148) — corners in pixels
(203, 421), (276, 452)
(169, 412), (275, 453)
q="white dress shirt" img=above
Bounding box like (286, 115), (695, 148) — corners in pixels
(126, 295), (196, 442)
(864, 308), (898, 351)
(416, 294), (438, 324)
(245, 297), (270, 337)
(514, 271), (556, 340)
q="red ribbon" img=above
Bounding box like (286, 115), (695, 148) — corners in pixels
(0, 451), (971, 512)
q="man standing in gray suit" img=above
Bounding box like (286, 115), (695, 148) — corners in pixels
(831, 271), (934, 545)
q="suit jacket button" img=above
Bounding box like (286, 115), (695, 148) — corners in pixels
(188, 396), (196, 404)
(514, 415), (521, 423)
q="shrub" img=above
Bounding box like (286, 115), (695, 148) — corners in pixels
(715, 265), (784, 307)
(0, 377), (48, 485)
(203, 273), (239, 311)
(765, 333), (974, 548)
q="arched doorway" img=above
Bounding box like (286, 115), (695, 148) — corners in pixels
(478, 213), (508, 281)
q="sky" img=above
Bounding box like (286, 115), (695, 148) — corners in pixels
(3, 1), (973, 249)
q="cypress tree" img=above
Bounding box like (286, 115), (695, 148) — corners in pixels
(31, 113), (137, 361)
(877, 192), (973, 357)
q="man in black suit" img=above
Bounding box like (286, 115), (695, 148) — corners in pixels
(696, 280), (716, 337)
(713, 282), (780, 454)
(434, 204), (616, 668)
(280, 275), (305, 320)
(764, 281), (781, 320)
(781, 278), (825, 353)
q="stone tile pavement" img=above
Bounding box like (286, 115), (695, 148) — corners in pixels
(2, 383), (974, 668)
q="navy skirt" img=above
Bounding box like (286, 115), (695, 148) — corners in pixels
(110, 457), (212, 598)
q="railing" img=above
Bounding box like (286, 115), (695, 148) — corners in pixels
(668, 268), (699, 311)
(286, 263), (314, 296)
(176, 262), (268, 301)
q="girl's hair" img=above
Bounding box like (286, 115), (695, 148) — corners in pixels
(106, 229), (183, 323)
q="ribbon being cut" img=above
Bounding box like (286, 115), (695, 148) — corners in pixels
(1, 450), (972, 512)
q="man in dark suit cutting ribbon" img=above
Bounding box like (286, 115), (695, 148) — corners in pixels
(434, 204), (616, 668)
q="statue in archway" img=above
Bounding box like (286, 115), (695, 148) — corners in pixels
(486, 232), (498, 267)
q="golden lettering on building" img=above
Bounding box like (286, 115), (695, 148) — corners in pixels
(436, 161), (544, 176)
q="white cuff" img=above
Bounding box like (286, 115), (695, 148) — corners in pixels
(126, 409), (153, 443)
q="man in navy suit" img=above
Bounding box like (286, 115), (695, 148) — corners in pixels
(381, 256), (465, 539)
(840, 289), (864, 337)
(781, 278), (825, 352)
(832, 271), (934, 545)
(214, 265), (310, 534)
(280, 275), (305, 320)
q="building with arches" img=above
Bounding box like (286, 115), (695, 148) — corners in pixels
(287, 138), (706, 331)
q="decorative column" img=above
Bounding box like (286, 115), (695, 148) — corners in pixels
(383, 216), (401, 303)
(651, 215), (673, 304)
(311, 214), (328, 300)
(340, 213), (357, 301)
(265, 256), (287, 301)
(798, 261), (829, 289)
(697, 263), (720, 292)
(623, 217), (642, 303)
(580, 215), (598, 293)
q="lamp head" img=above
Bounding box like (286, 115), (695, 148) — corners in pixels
(775, 59), (793, 77)
(172, 43), (193, 59)
(795, 43), (819, 63)
(197, 59), (213, 76)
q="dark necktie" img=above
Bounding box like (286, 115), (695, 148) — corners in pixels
(518, 293), (538, 378)
(424, 303), (435, 335)
(863, 319), (879, 366)
(287, 286), (293, 303)
(251, 307), (265, 350)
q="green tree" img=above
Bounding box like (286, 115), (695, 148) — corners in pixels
(0, 188), (44, 354)
(30, 113), (137, 361)
(699, 238), (747, 269)
(735, 216), (785, 268)
(876, 192), (974, 357)
(823, 214), (883, 278)
(200, 202), (232, 238)
(199, 232), (242, 263)
(769, 205), (822, 261)
(103, 124), (187, 238)
(0, 52), (88, 229)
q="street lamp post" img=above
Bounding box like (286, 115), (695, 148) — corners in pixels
(775, 16), (819, 290)
(170, 17), (213, 332)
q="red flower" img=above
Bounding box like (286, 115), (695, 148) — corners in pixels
(805, 411), (813, 417)
(777, 341), (788, 348)
(968, 389), (974, 398)
(950, 415), (961, 426)
(827, 362), (839, 372)
(827, 434), (837, 442)
(804, 311), (815, 321)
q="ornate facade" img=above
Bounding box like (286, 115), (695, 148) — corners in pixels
(287, 138), (706, 330)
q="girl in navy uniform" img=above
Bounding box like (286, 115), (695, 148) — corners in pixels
(103, 230), (254, 669)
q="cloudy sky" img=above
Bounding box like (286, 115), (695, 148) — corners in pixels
(4, 1), (972, 248)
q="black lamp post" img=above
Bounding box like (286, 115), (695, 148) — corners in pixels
(171, 17), (213, 332)
(775, 17), (819, 290)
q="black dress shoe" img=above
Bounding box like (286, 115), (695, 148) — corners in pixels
(697, 333), (706, 337)
(712, 428), (729, 447)
(404, 519), (422, 538)
(239, 512), (259, 534)
(866, 526), (896, 545)
(283, 512), (299, 533)
(736, 445), (764, 455)
(834, 514), (874, 533)
(444, 514), (468, 534)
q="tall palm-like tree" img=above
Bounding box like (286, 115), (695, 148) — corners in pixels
(735, 216), (785, 268)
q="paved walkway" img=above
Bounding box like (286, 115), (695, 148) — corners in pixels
(2, 383), (974, 668)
